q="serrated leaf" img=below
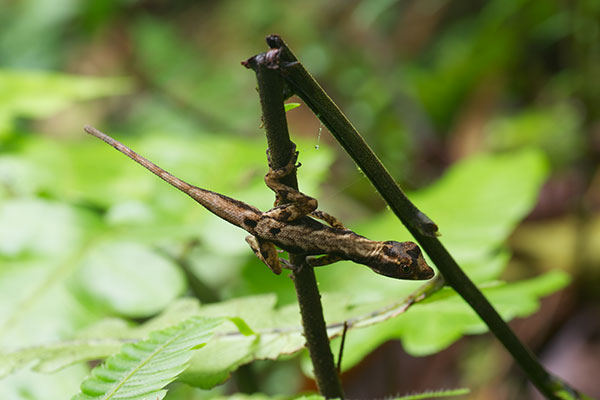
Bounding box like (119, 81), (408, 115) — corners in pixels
(71, 316), (222, 400)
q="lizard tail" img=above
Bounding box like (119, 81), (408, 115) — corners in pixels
(84, 125), (260, 228)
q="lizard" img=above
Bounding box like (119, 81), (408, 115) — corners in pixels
(84, 125), (434, 281)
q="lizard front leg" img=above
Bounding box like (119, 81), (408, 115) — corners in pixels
(304, 212), (348, 267)
(264, 146), (318, 222)
(245, 235), (282, 275)
(306, 254), (343, 267)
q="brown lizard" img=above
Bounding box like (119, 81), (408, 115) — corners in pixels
(84, 125), (434, 280)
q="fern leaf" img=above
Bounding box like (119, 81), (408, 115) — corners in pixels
(71, 316), (222, 400)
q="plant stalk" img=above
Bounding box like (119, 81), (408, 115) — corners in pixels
(243, 50), (344, 399)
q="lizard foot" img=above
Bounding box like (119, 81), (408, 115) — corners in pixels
(279, 258), (303, 273)
(266, 144), (300, 177)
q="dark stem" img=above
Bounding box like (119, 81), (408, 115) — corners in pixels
(337, 321), (348, 374)
(261, 35), (584, 400)
(243, 51), (344, 399)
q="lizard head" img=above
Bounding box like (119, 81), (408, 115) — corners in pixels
(370, 241), (434, 280)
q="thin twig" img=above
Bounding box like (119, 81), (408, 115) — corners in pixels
(337, 321), (348, 375)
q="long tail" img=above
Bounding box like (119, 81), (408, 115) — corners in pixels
(84, 125), (261, 228)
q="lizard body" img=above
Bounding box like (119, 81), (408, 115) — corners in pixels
(84, 125), (434, 280)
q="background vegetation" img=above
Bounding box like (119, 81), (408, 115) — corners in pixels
(0, 1), (598, 399)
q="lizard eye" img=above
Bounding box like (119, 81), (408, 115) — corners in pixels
(402, 265), (411, 274)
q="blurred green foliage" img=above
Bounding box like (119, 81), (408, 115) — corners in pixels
(0, 0), (598, 399)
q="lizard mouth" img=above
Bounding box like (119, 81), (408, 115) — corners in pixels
(405, 244), (434, 280)
(419, 266), (435, 279)
(416, 257), (435, 279)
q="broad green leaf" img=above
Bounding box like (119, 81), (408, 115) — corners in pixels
(0, 155), (47, 198)
(0, 339), (123, 378)
(313, 149), (549, 300)
(0, 257), (100, 350)
(73, 241), (186, 318)
(0, 365), (89, 400)
(227, 317), (255, 336)
(329, 270), (569, 371)
(0, 295), (305, 384)
(72, 316), (223, 400)
(0, 70), (131, 134)
(0, 199), (87, 258)
(0, 201), (100, 348)
(416, 149), (548, 280)
(3, 270), (568, 388)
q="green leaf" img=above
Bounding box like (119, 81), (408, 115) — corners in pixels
(485, 103), (583, 167)
(284, 103), (301, 112)
(4, 271), (567, 389)
(0, 139), (560, 392)
(201, 395), (324, 400)
(227, 317), (255, 336)
(417, 149), (548, 280)
(394, 388), (470, 400)
(0, 339), (123, 378)
(0, 69), (132, 134)
(0, 199), (87, 258)
(330, 270), (569, 372)
(171, 389), (469, 400)
(313, 149), (549, 300)
(0, 155), (47, 198)
(72, 316), (223, 400)
(73, 241), (186, 318)
(0, 365), (89, 400)
(0, 242), (98, 352)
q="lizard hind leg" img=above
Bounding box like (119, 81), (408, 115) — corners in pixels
(264, 146), (318, 222)
(309, 210), (347, 230)
(266, 144), (299, 173)
(245, 235), (282, 275)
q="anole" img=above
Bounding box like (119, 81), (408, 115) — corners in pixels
(84, 126), (434, 280)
